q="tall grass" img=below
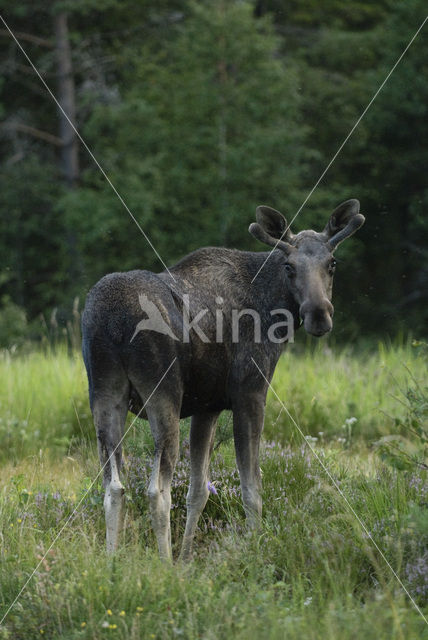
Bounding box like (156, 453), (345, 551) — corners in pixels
(0, 438), (427, 638)
(0, 342), (427, 638)
(0, 348), (91, 460)
(0, 342), (425, 461)
(265, 341), (426, 443)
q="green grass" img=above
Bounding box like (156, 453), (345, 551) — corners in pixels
(0, 349), (91, 460)
(0, 343), (427, 639)
(0, 341), (425, 461)
(265, 341), (427, 443)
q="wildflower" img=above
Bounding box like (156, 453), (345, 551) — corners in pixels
(303, 596), (312, 606)
(136, 606), (144, 612)
(405, 551), (428, 600)
(81, 622), (86, 628)
(17, 518), (22, 523)
(207, 481), (218, 495)
(109, 623), (117, 630)
(119, 610), (125, 617)
(107, 609), (113, 616)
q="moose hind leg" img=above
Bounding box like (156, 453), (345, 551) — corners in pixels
(180, 412), (219, 562)
(147, 406), (180, 560)
(94, 396), (128, 554)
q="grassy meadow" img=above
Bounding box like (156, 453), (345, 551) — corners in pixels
(0, 342), (427, 639)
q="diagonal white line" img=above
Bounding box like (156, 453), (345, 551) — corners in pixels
(0, 14), (176, 282)
(251, 356), (428, 625)
(0, 357), (177, 626)
(251, 14), (428, 284)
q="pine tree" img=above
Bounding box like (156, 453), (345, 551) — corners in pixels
(76, 0), (307, 275)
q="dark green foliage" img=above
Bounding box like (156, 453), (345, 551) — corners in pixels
(59, 0), (306, 284)
(0, 158), (67, 314)
(0, 297), (28, 348)
(0, 0), (427, 343)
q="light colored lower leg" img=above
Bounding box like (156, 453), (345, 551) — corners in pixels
(104, 454), (125, 554)
(180, 484), (210, 561)
(145, 403), (180, 560)
(233, 402), (264, 530)
(241, 483), (262, 529)
(180, 413), (218, 561)
(148, 452), (173, 560)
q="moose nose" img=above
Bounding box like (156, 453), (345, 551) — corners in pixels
(299, 299), (334, 337)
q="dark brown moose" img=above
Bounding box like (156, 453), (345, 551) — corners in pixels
(82, 199), (365, 559)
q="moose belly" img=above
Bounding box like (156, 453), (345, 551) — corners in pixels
(127, 358), (231, 419)
(180, 380), (230, 417)
(180, 346), (231, 417)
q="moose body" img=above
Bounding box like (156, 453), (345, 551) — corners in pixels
(82, 199), (364, 559)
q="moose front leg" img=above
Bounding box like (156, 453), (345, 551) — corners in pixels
(233, 396), (265, 529)
(180, 411), (219, 562)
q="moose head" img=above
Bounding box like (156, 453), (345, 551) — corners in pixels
(249, 199), (365, 337)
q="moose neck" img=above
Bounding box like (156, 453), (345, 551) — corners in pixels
(166, 246), (301, 327)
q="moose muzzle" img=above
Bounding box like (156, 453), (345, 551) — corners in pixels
(299, 298), (334, 337)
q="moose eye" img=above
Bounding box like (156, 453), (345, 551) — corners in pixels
(284, 263), (295, 277)
(328, 259), (337, 274)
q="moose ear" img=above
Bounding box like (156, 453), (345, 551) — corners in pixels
(249, 205), (294, 254)
(324, 199), (365, 250)
(256, 205), (294, 242)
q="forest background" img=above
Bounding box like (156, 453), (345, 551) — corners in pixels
(0, 0), (427, 346)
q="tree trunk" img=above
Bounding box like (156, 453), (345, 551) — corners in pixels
(54, 12), (79, 187)
(54, 11), (83, 304)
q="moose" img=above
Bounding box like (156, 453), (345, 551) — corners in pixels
(82, 199), (365, 559)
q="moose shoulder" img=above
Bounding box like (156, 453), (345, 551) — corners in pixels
(82, 199), (365, 559)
